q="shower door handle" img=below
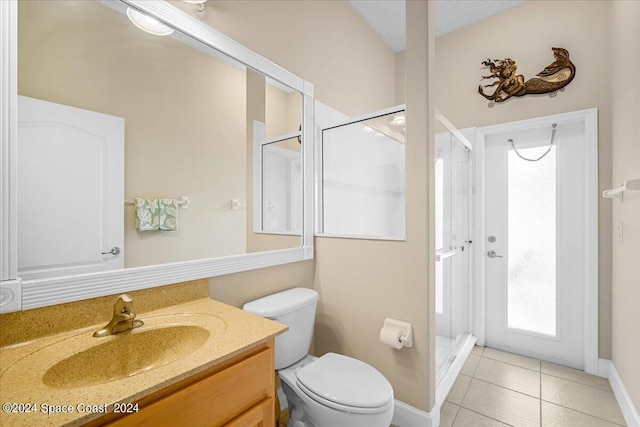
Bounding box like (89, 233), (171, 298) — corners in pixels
(487, 250), (503, 258)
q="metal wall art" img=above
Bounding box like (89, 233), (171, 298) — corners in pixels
(478, 47), (576, 106)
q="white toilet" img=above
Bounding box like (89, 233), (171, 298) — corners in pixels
(243, 288), (394, 427)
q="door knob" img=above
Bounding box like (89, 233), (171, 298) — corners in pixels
(487, 250), (503, 258)
(102, 247), (121, 255)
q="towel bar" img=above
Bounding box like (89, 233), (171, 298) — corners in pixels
(125, 196), (190, 208)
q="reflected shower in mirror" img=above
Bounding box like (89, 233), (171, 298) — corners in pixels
(260, 137), (302, 234)
(17, 0), (302, 279)
(319, 108), (406, 240)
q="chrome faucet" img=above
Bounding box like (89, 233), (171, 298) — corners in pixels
(93, 294), (144, 337)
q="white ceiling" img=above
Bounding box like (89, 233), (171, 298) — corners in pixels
(348, 0), (526, 52)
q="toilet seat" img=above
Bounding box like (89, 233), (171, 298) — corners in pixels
(295, 353), (394, 414)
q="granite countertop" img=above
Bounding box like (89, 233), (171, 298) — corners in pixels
(0, 297), (287, 426)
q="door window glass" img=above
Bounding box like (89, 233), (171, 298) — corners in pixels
(507, 146), (557, 336)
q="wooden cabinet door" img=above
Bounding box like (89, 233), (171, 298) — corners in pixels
(224, 398), (272, 427)
(107, 349), (273, 427)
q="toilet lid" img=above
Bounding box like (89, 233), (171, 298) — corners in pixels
(295, 353), (393, 409)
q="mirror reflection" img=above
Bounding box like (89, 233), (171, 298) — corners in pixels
(17, 0), (302, 280)
(259, 137), (302, 235)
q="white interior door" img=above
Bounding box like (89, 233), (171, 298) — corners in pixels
(18, 96), (124, 280)
(483, 120), (589, 369)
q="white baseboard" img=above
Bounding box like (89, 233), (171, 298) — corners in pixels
(598, 358), (611, 379)
(392, 399), (434, 427)
(606, 360), (640, 427)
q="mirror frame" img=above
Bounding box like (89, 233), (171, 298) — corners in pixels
(0, 0), (315, 313)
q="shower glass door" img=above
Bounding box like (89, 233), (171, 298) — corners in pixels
(435, 121), (471, 386)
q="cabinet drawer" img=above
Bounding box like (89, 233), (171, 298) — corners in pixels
(224, 398), (272, 427)
(107, 348), (273, 427)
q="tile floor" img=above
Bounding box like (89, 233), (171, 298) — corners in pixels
(279, 408), (289, 427)
(442, 346), (626, 427)
(278, 346), (626, 427)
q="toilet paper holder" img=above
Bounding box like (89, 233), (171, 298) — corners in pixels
(380, 318), (413, 348)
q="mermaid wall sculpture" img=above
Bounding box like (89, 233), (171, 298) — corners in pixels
(478, 47), (576, 106)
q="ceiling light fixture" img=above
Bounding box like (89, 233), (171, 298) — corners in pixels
(182, 0), (207, 12)
(391, 115), (405, 126)
(126, 7), (174, 36)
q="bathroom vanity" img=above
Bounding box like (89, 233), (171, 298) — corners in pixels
(0, 295), (287, 427)
(98, 341), (275, 426)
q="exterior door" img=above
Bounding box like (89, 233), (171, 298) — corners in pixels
(18, 96), (124, 279)
(483, 120), (588, 369)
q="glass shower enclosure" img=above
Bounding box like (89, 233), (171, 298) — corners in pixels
(435, 116), (472, 386)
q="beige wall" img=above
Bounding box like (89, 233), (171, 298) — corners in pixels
(176, 0), (438, 411)
(312, 2), (434, 411)
(435, 0), (614, 358)
(171, 0), (397, 302)
(396, 50), (406, 105)
(265, 86), (301, 139)
(610, 0), (640, 411)
(172, 0), (395, 117)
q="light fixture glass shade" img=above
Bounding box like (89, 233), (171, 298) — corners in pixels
(126, 7), (174, 36)
(391, 115), (405, 126)
(182, 0), (207, 4)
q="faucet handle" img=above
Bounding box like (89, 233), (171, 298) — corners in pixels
(114, 294), (134, 316)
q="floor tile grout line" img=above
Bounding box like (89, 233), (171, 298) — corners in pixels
(448, 365), (481, 425)
(458, 406), (517, 427)
(459, 378), (540, 426)
(482, 347), (613, 391)
(471, 354), (481, 377)
(448, 373), (472, 425)
(448, 401), (461, 426)
(540, 371), (614, 393)
(471, 367), (541, 399)
(481, 351), (615, 392)
(471, 348), (624, 426)
(469, 377), (542, 401)
(540, 398), (628, 426)
(540, 361), (542, 427)
(480, 352), (541, 373)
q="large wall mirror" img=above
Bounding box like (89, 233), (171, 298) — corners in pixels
(0, 0), (314, 312)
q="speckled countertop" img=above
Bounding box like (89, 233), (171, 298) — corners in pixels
(0, 297), (287, 426)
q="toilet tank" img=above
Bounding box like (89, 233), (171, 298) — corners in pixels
(243, 288), (318, 370)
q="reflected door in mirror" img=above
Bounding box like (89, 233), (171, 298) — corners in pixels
(17, 96), (124, 280)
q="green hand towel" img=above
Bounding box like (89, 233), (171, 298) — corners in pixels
(135, 198), (160, 231)
(159, 198), (179, 231)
